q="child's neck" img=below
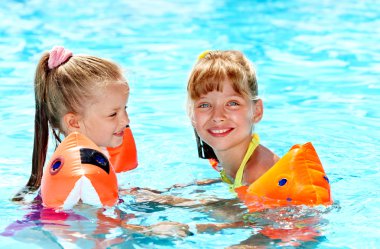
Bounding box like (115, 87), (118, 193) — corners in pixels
(216, 147), (247, 179)
(100, 146), (110, 158)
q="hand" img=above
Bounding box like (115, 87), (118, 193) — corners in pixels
(196, 221), (246, 233)
(196, 223), (221, 233)
(119, 187), (163, 195)
(148, 221), (192, 237)
(195, 178), (221, 186)
(169, 178), (221, 190)
(122, 221), (192, 238)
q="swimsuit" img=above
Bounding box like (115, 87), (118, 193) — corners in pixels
(219, 133), (260, 191)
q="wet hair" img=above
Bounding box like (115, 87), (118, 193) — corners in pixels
(186, 50), (258, 160)
(12, 50), (125, 201)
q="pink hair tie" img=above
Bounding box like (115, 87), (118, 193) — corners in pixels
(48, 46), (73, 69)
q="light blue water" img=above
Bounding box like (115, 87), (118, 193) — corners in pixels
(0, 0), (379, 248)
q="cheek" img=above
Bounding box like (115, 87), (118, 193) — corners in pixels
(192, 117), (201, 130)
(192, 110), (207, 125)
(246, 111), (255, 122)
(231, 109), (254, 123)
(191, 117), (196, 127)
(193, 122), (205, 137)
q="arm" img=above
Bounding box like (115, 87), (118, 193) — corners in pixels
(196, 221), (247, 233)
(121, 178), (221, 193)
(122, 221), (192, 237)
(168, 178), (222, 190)
(96, 209), (192, 238)
(119, 177), (222, 207)
(121, 187), (220, 207)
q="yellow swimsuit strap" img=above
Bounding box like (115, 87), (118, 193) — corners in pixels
(233, 133), (260, 189)
(220, 134), (260, 190)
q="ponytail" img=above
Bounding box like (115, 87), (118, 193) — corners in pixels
(29, 101), (49, 189)
(12, 54), (50, 201)
(12, 47), (124, 202)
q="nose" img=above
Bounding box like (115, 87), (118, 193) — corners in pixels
(120, 110), (130, 127)
(212, 105), (226, 123)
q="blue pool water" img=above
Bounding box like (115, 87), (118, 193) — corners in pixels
(1, 0), (379, 248)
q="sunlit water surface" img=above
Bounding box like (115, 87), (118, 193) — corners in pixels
(0, 0), (379, 248)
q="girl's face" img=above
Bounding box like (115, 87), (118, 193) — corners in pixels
(192, 79), (261, 154)
(77, 83), (130, 148)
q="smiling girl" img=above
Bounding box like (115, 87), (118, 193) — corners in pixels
(12, 46), (130, 201)
(187, 50), (279, 190)
(187, 50), (331, 211)
(10, 46), (191, 237)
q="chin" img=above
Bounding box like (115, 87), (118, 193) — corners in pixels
(113, 140), (123, 148)
(103, 141), (120, 149)
(209, 143), (231, 152)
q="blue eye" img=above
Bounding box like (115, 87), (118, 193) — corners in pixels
(227, 101), (239, 106)
(199, 103), (210, 108)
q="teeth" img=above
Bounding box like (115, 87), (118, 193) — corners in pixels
(211, 129), (229, 134)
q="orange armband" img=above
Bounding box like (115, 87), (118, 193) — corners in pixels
(41, 132), (119, 209)
(235, 142), (333, 212)
(107, 126), (138, 173)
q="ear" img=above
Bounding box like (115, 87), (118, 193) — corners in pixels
(62, 112), (81, 133)
(252, 99), (263, 123)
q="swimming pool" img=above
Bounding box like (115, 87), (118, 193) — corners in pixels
(0, 0), (379, 248)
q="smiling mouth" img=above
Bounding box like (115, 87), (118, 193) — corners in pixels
(114, 130), (124, 137)
(208, 128), (233, 136)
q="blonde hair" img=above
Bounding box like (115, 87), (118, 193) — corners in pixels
(187, 50), (258, 117)
(186, 50), (258, 160)
(35, 54), (124, 132)
(13, 50), (126, 200)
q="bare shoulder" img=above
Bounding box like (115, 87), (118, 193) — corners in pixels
(244, 144), (280, 184)
(259, 144), (280, 165)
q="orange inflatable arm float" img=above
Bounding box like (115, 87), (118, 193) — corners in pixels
(41, 132), (119, 209)
(235, 142), (332, 212)
(107, 126), (138, 173)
